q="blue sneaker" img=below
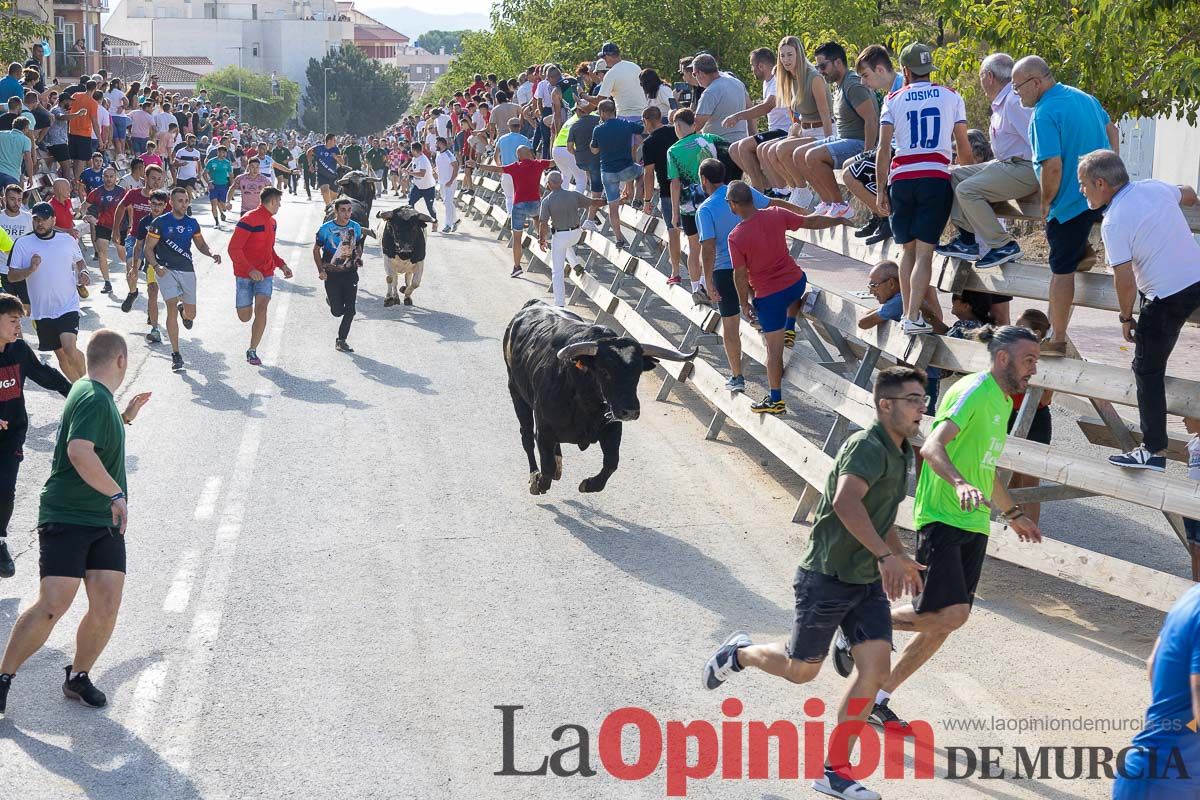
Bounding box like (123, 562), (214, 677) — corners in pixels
(702, 630), (751, 690)
(934, 237), (980, 261)
(725, 374), (746, 393)
(813, 766), (882, 799)
(1108, 446), (1166, 473)
(974, 241), (1023, 269)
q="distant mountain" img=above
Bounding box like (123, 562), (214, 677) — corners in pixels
(359, 7), (490, 41)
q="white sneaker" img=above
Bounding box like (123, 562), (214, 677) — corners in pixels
(901, 317), (933, 336)
(789, 187), (815, 208)
(827, 202), (854, 219)
(812, 202), (831, 216)
(813, 770), (882, 800)
(581, 219), (601, 232)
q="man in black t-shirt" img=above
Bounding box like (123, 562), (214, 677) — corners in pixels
(640, 105), (682, 283)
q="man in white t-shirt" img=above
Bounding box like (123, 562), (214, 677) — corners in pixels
(0, 184), (32, 307)
(172, 134), (204, 199)
(407, 141), (437, 222)
(5, 203), (87, 380)
(876, 42), (972, 337)
(593, 43), (645, 120)
(434, 137), (459, 234)
(723, 48), (793, 192)
(153, 103), (176, 144)
(1076, 149), (1200, 473)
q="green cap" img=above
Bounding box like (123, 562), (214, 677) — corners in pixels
(900, 43), (935, 76)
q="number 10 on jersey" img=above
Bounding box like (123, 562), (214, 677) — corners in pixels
(906, 108), (941, 149)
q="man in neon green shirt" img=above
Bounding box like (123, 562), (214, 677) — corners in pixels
(841, 324), (1043, 729)
(667, 108), (725, 304)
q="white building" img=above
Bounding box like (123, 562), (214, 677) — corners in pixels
(394, 44), (453, 98)
(102, 0), (352, 100)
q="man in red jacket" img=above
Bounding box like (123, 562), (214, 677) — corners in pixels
(226, 187), (292, 366)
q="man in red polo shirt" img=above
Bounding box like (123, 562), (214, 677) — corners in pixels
(475, 145), (555, 277)
(226, 186), (292, 366)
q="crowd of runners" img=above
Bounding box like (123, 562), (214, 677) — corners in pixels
(1, 33), (1199, 800)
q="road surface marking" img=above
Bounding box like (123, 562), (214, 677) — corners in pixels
(162, 546), (199, 613)
(194, 475), (223, 521)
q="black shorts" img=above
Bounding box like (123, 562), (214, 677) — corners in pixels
(845, 149), (878, 196)
(912, 522), (989, 614)
(680, 212), (698, 238)
(888, 177), (953, 245)
(1008, 403), (1052, 445)
(1, 273), (29, 305)
(67, 134), (94, 162)
(36, 311), (80, 352)
(95, 224), (113, 241)
(786, 567), (892, 662)
(317, 170), (338, 190)
(48, 143), (70, 164)
(713, 269), (741, 318)
(38, 522), (127, 578)
(1047, 208), (1101, 275)
(176, 177), (197, 190)
(754, 129), (788, 145)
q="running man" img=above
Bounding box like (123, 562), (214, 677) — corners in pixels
(309, 134), (344, 205)
(6, 202), (88, 381)
(0, 292), (72, 579)
(172, 133), (204, 203)
(130, 190), (168, 343)
(314, 198), (363, 353)
(82, 165), (126, 295)
(227, 158), (272, 217)
(703, 366), (928, 800)
(835, 325), (1043, 728)
(724, 180), (848, 413)
(0, 330), (150, 719)
(145, 187), (222, 371)
(227, 187), (291, 366)
(204, 144), (234, 228)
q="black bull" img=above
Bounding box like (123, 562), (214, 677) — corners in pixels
(323, 169), (383, 232)
(503, 300), (697, 495)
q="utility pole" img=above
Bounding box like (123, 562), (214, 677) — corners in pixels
(324, 65), (333, 134)
(227, 46), (245, 120)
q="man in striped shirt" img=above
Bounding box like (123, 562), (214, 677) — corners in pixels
(876, 43), (973, 336)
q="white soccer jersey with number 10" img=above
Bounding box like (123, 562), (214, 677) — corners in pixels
(879, 82), (967, 183)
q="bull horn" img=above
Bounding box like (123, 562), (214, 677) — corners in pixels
(640, 343), (699, 362)
(557, 341), (599, 360)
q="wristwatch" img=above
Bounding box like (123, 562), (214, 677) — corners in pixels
(876, 552), (893, 563)
(1001, 505), (1025, 521)
(109, 491), (126, 503)
(1119, 313), (1135, 324)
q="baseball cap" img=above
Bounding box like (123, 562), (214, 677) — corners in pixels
(30, 202), (54, 220)
(597, 42), (619, 58)
(592, 59), (609, 73)
(900, 42), (935, 75)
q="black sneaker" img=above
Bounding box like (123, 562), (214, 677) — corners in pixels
(62, 666), (107, 708)
(0, 540), (13, 578)
(863, 217), (892, 246)
(868, 699), (909, 730)
(335, 338), (354, 353)
(179, 305), (193, 330)
(101, 280), (113, 294)
(812, 766), (881, 800)
(120, 290), (138, 313)
(171, 352), (184, 371)
(831, 629), (853, 678)
(510, 266), (523, 278)
(702, 630), (752, 690)
(750, 395), (786, 415)
(0, 673), (11, 719)
(853, 215), (881, 239)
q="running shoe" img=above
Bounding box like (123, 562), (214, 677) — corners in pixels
(784, 329), (796, 348)
(853, 216), (880, 239)
(789, 187), (815, 208)
(666, 275), (682, 286)
(725, 374), (746, 393)
(101, 280), (112, 294)
(750, 395), (786, 415)
(974, 241), (1022, 269)
(76, 284), (89, 299)
(863, 217), (892, 246)
(440, 225), (452, 233)
(179, 305), (193, 330)
(826, 202), (855, 219)
(146, 326), (162, 344)
(335, 338), (354, 353)
(62, 666), (107, 709)
(246, 349), (262, 367)
(811, 202), (832, 217)
(901, 317), (933, 336)
(832, 629), (854, 678)
(934, 237), (981, 261)
(510, 266), (523, 278)
(0, 673), (10, 719)
(813, 766), (881, 800)
(868, 699), (909, 729)
(0, 540), (13, 578)
(452, 219), (460, 232)
(581, 219), (601, 232)
(1108, 446), (1166, 473)
(120, 290), (138, 313)
(702, 630), (751, 690)
(171, 352), (184, 371)
(691, 286), (711, 306)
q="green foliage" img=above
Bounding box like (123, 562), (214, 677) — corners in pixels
(0, 0), (53, 66)
(301, 44), (412, 135)
(416, 30), (472, 56)
(197, 66), (299, 129)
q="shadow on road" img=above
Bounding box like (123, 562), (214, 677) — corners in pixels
(172, 341), (266, 417)
(258, 366), (371, 409)
(356, 291), (494, 343)
(348, 353), (436, 395)
(543, 499), (789, 637)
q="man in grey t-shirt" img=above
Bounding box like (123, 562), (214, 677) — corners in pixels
(537, 171), (604, 307)
(692, 54), (749, 142)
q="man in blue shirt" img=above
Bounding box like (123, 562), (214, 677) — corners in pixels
(1112, 583), (1200, 799)
(589, 99), (643, 245)
(308, 133), (344, 205)
(0, 64), (23, 106)
(494, 117), (531, 212)
(1011, 55), (1118, 357)
(313, 198), (364, 353)
(145, 186), (222, 372)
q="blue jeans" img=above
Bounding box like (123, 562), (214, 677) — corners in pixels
(235, 276), (273, 308)
(409, 185), (436, 218)
(600, 163), (643, 202)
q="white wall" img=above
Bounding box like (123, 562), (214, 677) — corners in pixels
(1152, 115), (1200, 187)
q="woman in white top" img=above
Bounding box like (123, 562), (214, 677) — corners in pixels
(758, 36), (833, 201)
(638, 68), (675, 117)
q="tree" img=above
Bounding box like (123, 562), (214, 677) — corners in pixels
(416, 30), (472, 55)
(0, 0), (53, 66)
(197, 66), (300, 129)
(301, 45), (412, 135)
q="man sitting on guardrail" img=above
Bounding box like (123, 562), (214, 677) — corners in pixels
(1077, 149), (1200, 474)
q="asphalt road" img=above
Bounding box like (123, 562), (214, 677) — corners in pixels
(0, 190), (1172, 799)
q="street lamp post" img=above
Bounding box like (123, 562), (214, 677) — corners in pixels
(227, 46), (245, 121)
(323, 66), (333, 134)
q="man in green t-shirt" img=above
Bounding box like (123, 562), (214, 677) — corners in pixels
(858, 324), (1043, 730)
(0, 330), (151, 718)
(271, 138), (293, 192)
(342, 137), (364, 172)
(667, 108), (725, 305)
(703, 366), (926, 800)
(365, 136), (388, 181)
(205, 145), (234, 228)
